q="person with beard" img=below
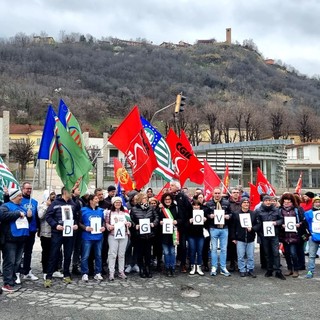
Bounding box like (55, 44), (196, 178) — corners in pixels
(255, 195), (285, 280)
(227, 187), (241, 272)
(169, 180), (192, 273)
(206, 187), (232, 277)
(305, 196), (320, 279)
(159, 193), (181, 277)
(278, 193), (305, 278)
(130, 192), (159, 278)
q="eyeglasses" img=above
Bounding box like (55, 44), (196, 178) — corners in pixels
(164, 198), (172, 201)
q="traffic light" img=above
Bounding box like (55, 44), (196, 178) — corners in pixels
(175, 93), (186, 113)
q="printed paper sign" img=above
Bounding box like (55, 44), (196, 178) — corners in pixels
(139, 218), (150, 234)
(214, 210), (225, 225)
(312, 222), (320, 234)
(110, 214), (126, 225)
(90, 217), (102, 234)
(263, 221), (275, 237)
(61, 205), (73, 221)
(284, 216), (297, 232)
(63, 219), (74, 237)
(240, 213), (252, 228)
(162, 218), (173, 234)
(312, 210), (320, 222)
(15, 216), (29, 229)
(193, 210), (204, 225)
(114, 222), (126, 239)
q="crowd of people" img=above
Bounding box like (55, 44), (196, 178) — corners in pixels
(0, 181), (319, 294)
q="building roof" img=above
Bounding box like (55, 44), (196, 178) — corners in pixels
(10, 124), (43, 134)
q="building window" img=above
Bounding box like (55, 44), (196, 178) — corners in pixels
(109, 149), (118, 159)
(297, 147), (304, 160)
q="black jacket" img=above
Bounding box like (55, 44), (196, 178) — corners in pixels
(255, 204), (283, 237)
(46, 197), (79, 234)
(172, 191), (193, 232)
(130, 204), (159, 239)
(206, 198), (231, 229)
(230, 210), (259, 243)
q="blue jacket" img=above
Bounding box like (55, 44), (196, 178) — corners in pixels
(80, 206), (104, 241)
(21, 196), (38, 232)
(305, 208), (320, 242)
(0, 201), (29, 242)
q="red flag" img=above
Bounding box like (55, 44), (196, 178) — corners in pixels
(179, 130), (204, 184)
(222, 164), (229, 194)
(113, 158), (134, 191)
(256, 167), (276, 196)
(166, 129), (203, 187)
(294, 172), (303, 195)
(108, 106), (158, 190)
(249, 182), (260, 210)
(203, 160), (221, 201)
(155, 182), (170, 201)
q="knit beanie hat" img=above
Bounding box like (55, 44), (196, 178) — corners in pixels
(305, 191), (315, 199)
(263, 195), (272, 201)
(240, 197), (250, 204)
(111, 196), (122, 205)
(9, 188), (22, 200)
(312, 196), (320, 203)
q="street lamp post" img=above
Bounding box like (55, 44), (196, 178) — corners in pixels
(150, 102), (176, 123)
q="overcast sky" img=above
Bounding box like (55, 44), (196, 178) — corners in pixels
(1, 0), (319, 77)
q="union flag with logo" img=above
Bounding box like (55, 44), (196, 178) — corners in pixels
(166, 129), (203, 187)
(113, 158), (134, 191)
(108, 106), (158, 190)
(256, 167), (276, 196)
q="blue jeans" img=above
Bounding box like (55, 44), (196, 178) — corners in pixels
(2, 241), (25, 286)
(81, 239), (103, 275)
(307, 238), (320, 273)
(283, 242), (299, 271)
(46, 232), (74, 279)
(188, 236), (204, 265)
(210, 228), (228, 269)
(236, 241), (255, 272)
(162, 243), (176, 269)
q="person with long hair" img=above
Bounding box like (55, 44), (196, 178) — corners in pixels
(130, 192), (158, 278)
(279, 193), (305, 278)
(105, 197), (133, 281)
(159, 193), (181, 277)
(79, 194), (106, 282)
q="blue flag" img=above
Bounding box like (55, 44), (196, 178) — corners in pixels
(38, 105), (57, 160)
(116, 182), (127, 207)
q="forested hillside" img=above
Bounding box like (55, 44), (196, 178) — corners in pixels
(1, 33), (320, 144)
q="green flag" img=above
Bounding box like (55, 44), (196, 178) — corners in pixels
(58, 99), (91, 195)
(50, 117), (93, 195)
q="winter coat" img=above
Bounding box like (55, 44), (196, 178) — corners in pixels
(206, 198), (231, 229)
(130, 204), (159, 239)
(305, 206), (320, 242)
(230, 210), (259, 243)
(255, 204), (283, 237)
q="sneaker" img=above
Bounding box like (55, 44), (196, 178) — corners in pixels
(125, 265), (132, 273)
(15, 273), (21, 284)
(44, 279), (52, 288)
(43, 273), (47, 280)
(132, 264), (140, 273)
(82, 274), (89, 282)
(118, 272), (127, 280)
(63, 277), (72, 284)
(220, 268), (231, 277)
(210, 266), (217, 276)
(240, 272), (246, 277)
(23, 271), (38, 281)
(306, 271), (313, 279)
(197, 265), (204, 276)
(2, 284), (20, 292)
(94, 273), (103, 281)
(52, 271), (64, 278)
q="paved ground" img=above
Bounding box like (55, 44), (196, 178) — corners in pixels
(1, 237), (319, 320)
(1, 191), (319, 319)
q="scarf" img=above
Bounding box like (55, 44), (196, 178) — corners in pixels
(161, 207), (179, 245)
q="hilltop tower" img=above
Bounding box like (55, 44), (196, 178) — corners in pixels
(226, 28), (231, 44)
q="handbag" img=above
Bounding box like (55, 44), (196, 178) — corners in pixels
(203, 228), (210, 238)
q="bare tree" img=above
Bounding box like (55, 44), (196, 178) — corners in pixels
(204, 103), (220, 144)
(10, 139), (34, 180)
